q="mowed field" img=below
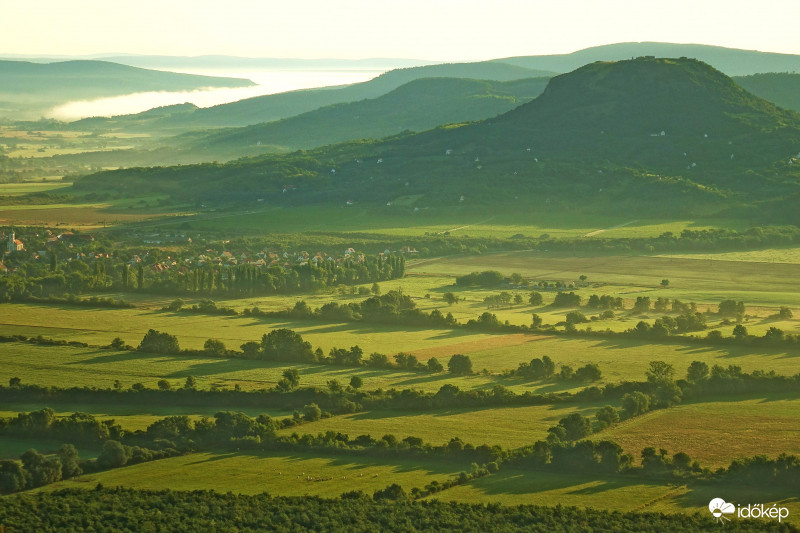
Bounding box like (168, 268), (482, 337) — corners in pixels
(42, 450), (464, 497)
(175, 205), (745, 240)
(276, 402), (606, 449)
(437, 469), (800, 524)
(407, 251), (800, 308)
(599, 394), (800, 468)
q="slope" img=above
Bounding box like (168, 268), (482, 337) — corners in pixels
(178, 77), (551, 159)
(498, 42), (800, 77)
(0, 60), (253, 119)
(74, 58), (800, 220)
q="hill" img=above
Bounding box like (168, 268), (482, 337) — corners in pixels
(176, 77), (551, 159)
(74, 58), (800, 221)
(498, 42), (800, 77)
(75, 61), (554, 132)
(733, 73), (800, 112)
(0, 60), (253, 119)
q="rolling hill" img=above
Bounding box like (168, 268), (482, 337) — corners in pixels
(73, 61), (554, 132)
(733, 73), (800, 112)
(177, 77), (551, 159)
(73, 57), (800, 220)
(0, 60), (253, 119)
(498, 42), (800, 77)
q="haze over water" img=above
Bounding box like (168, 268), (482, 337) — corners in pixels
(48, 67), (388, 120)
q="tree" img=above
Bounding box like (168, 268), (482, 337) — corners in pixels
(97, 440), (127, 469)
(621, 391), (650, 417)
(633, 296), (651, 313)
(528, 291), (543, 306)
(57, 444), (81, 479)
(442, 292), (459, 305)
(427, 357), (444, 372)
(553, 292), (580, 307)
(558, 413), (592, 441)
(9, 377), (21, 387)
(448, 354), (473, 375)
(260, 329), (314, 362)
(513, 294), (524, 305)
(110, 337), (126, 350)
(349, 375), (363, 389)
(203, 338), (227, 356)
(718, 300), (745, 317)
(303, 403), (322, 422)
(575, 363), (602, 381)
(183, 376), (197, 390)
(167, 298), (184, 312)
(778, 306), (793, 319)
(157, 379), (171, 390)
(137, 264), (144, 290)
(565, 311), (588, 325)
(686, 361), (709, 383)
(137, 329), (179, 354)
(371, 283), (381, 296)
(646, 361), (675, 384)
(281, 368), (300, 390)
(732, 324), (748, 339)
(531, 313), (543, 328)
(594, 406), (619, 429)
(660, 279), (670, 287)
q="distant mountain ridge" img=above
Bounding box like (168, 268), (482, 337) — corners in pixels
(497, 42), (800, 76)
(0, 59), (253, 119)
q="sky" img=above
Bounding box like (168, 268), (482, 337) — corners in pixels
(2, 0), (799, 61)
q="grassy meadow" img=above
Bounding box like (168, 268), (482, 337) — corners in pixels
(436, 469), (800, 524)
(42, 450), (464, 497)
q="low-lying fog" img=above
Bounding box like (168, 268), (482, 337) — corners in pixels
(48, 68), (386, 120)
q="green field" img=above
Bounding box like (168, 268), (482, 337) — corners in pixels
(278, 403), (605, 449)
(0, 180), (72, 196)
(599, 394), (800, 467)
(0, 436), (101, 460)
(0, 403), (293, 432)
(171, 205), (745, 240)
(437, 469), (800, 524)
(43, 450), (464, 497)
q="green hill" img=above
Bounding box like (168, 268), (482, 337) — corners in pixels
(78, 61), (554, 132)
(177, 77), (550, 159)
(498, 42), (800, 77)
(74, 58), (800, 221)
(733, 73), (800, 112)
(0, 60), (253, 119)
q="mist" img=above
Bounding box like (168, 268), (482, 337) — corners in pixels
(48, 68), (385, 120)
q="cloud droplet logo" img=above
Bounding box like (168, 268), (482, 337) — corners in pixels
(709, 498), (736, 524)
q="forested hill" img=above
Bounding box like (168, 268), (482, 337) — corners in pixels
(176, 77), (551, 159)
(498, 42), (800, 77)
(74, 58), (800, 221)
(88, 60), (554, 131)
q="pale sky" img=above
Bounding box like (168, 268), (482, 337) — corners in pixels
(3, 0), (799, 60)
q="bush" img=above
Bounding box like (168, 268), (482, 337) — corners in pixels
(137, 330), (179, 354)
(448, 354), (473, 375)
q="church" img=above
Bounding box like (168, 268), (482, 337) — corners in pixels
(6, 229), (24, 253)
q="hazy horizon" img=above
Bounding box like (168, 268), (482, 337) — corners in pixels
(3, 1), (799, 61)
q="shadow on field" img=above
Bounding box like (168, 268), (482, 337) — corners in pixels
(468, 470), (651, 496)
(66, 349), (163, 365)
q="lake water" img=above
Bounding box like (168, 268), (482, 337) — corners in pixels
(48, 68), (388, 120)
